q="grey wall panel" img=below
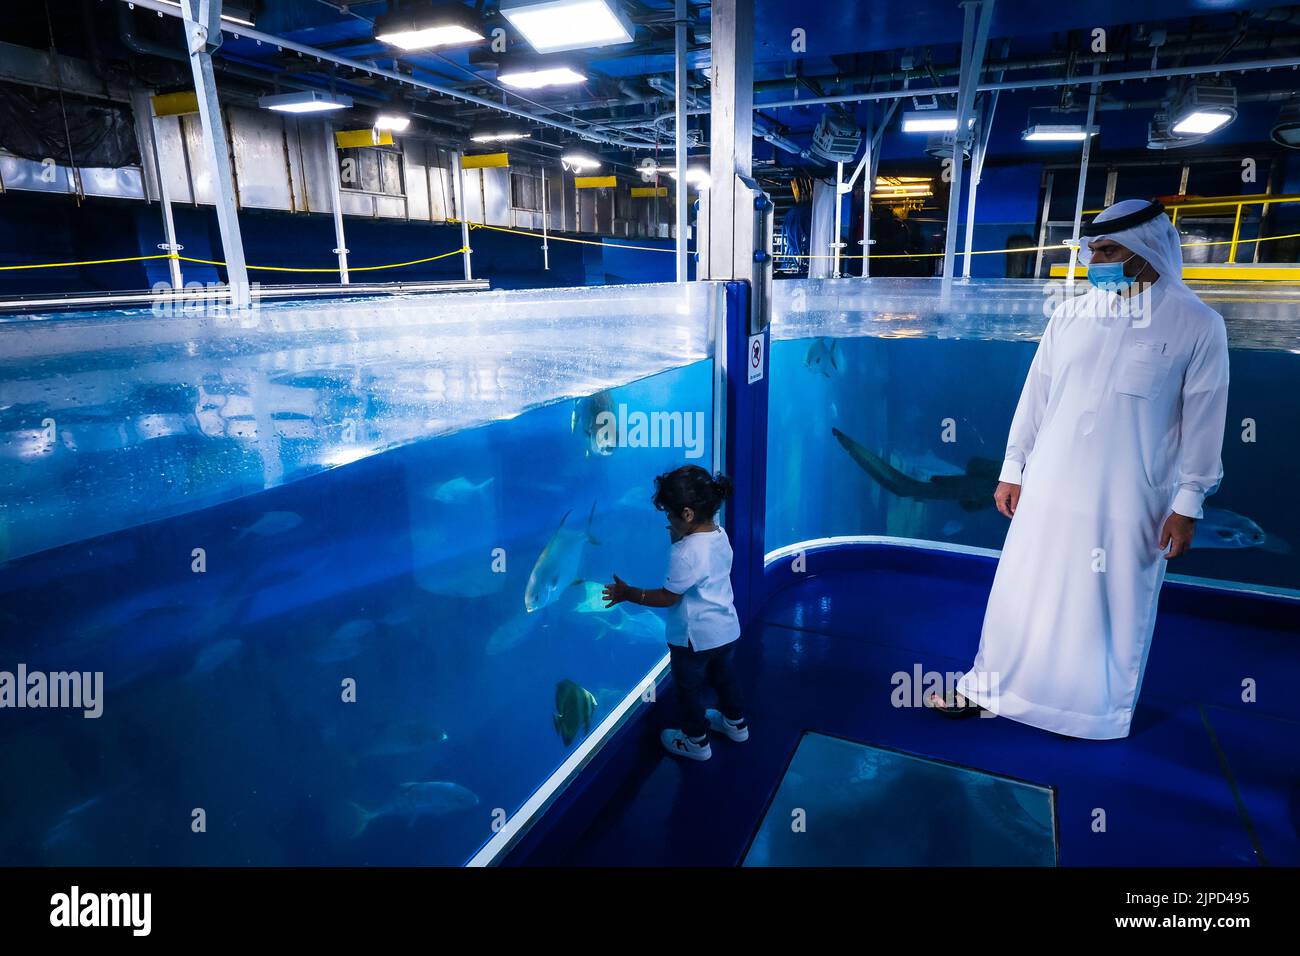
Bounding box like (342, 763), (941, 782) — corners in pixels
(375, 195), (406, 219)
(339, 191), (374, 218)
(296, 121), (333, 214)
(0, 155), (74, 193)
(428, 156), (452, 222)
(482, 166), (510, 227)
(404, 143), (430, 221)
(228, 106), (291, 210)
(80, 166), (145, 200)
(578, 188), (596, 233)
(460, 169), (485, 223)
(155, 115), (194, 205)
(181, 114), (215, 206)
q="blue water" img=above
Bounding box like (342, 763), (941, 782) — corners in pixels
(0, 361), (712, 865)
(767, 334), (1300, 594)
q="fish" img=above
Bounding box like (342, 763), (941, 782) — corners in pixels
(524, 503), (600, 613)
(553, 679), (599, 746)
(485, 613), (541, 655)
(1192, 508), (1290, 553)
(235, 511), (303, 540)
(572, 581), (616, 614)
(832, 428), (1000, 512)
(941, 520), (964, 537)
(186, 638), (243, 679)
(361, 720), (450, 759)
(572, 390), (617, 457)
(805, 337), (845, 377)
(347, 781), (480, 838)
(593, 605), (666, 644)
(426, 476), (495, 504)
(310, 618), (374, 663)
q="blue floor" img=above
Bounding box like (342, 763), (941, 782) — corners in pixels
(506, 546), (1299, 866)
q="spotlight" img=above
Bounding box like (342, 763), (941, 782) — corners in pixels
(1170, 81), (1237, 137)
(561, 147), (601, 172)
(471, 130), (532, 143)
(1270, 98), (1300, 148)
(375, 114), (411, 132)
(497, 60), (587, 90)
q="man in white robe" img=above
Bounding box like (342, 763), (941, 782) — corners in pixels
(930, 199), (1230, 739)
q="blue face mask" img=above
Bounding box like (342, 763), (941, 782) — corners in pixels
(1087, 254), (1138, 292)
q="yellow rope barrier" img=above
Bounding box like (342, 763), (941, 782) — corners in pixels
(4, 224), (1298, 272)
(0, 247), (469, 274)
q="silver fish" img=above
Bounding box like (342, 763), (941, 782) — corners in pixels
(426, 476), (495, 504)
(524, 503), (599, 613)
(805, 337), (845, 377)
(572, 390), (617, 457)
(348, 781), (480, 838)
(1193, 507), (1290, 553)
(236, 511), (303, 540)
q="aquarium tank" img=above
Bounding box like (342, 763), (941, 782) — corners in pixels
(766, 277), (1300, 596)
(0, 282), (722, 865)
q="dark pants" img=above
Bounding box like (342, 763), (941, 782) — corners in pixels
(669, 641), (745, 739)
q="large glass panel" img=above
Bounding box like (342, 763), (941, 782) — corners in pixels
(743, 732), (1056, 866)
(766, 277), (1300, 594)
(0, 283), (721, 864)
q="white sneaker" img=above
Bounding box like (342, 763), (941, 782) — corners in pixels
(661, 728), (712, 761)
(706, 709), (749, 742)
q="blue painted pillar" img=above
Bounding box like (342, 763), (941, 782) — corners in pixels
(722, 280), (769, 629)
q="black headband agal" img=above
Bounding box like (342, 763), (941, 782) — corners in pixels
(1076, 199), (1170, 238)
(1080, 199), (1166, 238)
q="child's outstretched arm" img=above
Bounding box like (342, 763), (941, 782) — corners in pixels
(603, 574), (682, 609)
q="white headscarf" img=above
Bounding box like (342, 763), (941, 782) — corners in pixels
(1077, 199), (1187, 289)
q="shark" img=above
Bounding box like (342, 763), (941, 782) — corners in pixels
(831, 427), (1001, 512)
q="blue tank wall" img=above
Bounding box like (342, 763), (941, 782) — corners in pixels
(0, 193), (675, 298)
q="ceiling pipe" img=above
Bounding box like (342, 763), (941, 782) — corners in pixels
(117, 0), (656, 149)
(116, 4), (472, 131)
(755, 52), (1300, 110)
(751, 34), (1299, 97)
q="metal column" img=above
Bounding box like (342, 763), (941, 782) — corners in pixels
(1065, 64), (1101, 289)
(542, 173), (550, 270)
(941, 0), (994, 293)
(832, 161), (845, 278)
(324, 123), (350, 284)
(674, 0), (689, 282)
(1033, 170), (1054, 280)
(451, 150), (473, 281)
(179, 0), (250, 307)
(962, 45), (1005, 280)
(702, 0), (754, 281)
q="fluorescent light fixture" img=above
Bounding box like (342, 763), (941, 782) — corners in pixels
(1270, 99), (1300, 148)
(901, 111), (974, 133)
(157, 0), (256, 27)
(470, 130), (532, 143)
(498, 65), (587, 89)
(259, 90), (353, 114)
(374, 3), (485, 51)
(1021, 124), (1095, 142)
(1170, 110), (1233, 135)
(561, 148), (601, 171)
(376, 114), (411, 132)
(500, 0), (634, 55)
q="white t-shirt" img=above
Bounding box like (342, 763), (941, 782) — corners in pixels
(663, 527), (741, 651)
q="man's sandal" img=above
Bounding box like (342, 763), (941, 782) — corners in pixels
(924, 690), (983, 719)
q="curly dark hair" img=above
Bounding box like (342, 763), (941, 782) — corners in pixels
(651, 465), (733, 522)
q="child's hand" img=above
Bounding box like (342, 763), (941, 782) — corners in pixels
(603, 575), (630, 607)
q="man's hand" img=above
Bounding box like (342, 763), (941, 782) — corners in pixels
(993, 481), (1021, 519)
(1159, 513), (1196, 560)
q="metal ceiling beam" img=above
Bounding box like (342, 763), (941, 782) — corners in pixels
(118, 0), (656, 149)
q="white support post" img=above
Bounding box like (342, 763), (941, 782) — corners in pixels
(1066, 64), (1102, 290)
(179, 0), (250, 307)
(941, 0), (994, 295)
(674, 0), (689, 282)
(542, 173), (550, 271)
(451, 150), (473, 281)
(324, 123), (350, 284)
(832, 160), (845, 278)
(702, 0), (754, 281)
(149, 113), (184, 290)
